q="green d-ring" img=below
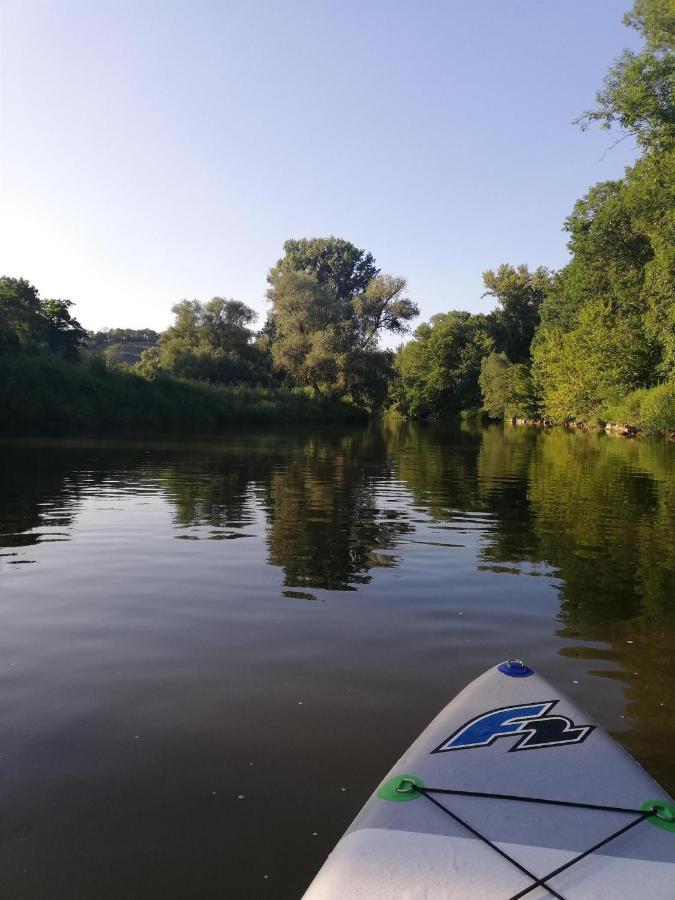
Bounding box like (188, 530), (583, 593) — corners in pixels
(377, 774), (424, 802)
(642, 800), (675, 832)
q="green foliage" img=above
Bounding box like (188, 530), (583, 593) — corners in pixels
(393, 311), (493, 418)
(138, 297), (268, 385)
(392, 265), (547, 421)
(270, 237), (379, 301)
(41, 298), (88, 359)
(267, 271), (346, 393)
(533, 0), (674, 429)
(0, 276), (86, 357)
(0, 277), (42, 349)
(353, 273), (421, 345)
(533, 149), (673, 421)
(576, 0), (674, 150)
(0, 352), (366, 436)
(534, 307), (661, 423)
(479, 352), (538, 420)
(266, 237), (417, 406)
(482, 264), (551, 363)
(602, 381), (675, 433)
(626, 0), (675, 52)
(346, 348), (395, 409)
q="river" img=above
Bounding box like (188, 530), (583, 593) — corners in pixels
(1, 422), (673, 898)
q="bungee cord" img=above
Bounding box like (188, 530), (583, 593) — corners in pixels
(415, 786), (565, 900)
(405, 781), (658, 900)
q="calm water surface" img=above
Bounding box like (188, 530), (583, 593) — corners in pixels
(1, 423), (674, 899)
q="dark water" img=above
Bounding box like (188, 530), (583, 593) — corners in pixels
(1, 423), (673, 899)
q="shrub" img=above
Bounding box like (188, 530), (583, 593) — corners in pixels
(601, 382), (675, 435)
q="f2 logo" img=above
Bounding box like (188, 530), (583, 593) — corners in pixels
(433, 701), (594, 753)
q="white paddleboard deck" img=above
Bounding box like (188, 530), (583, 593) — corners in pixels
(303, 661), (675, 899)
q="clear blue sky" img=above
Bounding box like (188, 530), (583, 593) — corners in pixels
(0, 0), (640, 335)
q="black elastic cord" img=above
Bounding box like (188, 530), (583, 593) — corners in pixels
(420, 785), (648, 816)
(505, 809), (655, 900)
(416, 786), (567, 900)
(414, 783), (658, 900)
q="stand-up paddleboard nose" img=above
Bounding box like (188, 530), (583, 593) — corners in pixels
(303, 662), (675, 899)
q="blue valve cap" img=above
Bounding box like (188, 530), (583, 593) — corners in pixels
(498, 659), (534, 677)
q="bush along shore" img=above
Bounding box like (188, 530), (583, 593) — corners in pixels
(0, 353), (367, 437)
(505, 381), (675, 438)
(511, 419), (674, 441)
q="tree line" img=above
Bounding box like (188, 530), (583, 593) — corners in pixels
(0, 0), (672, 434)
(396, 0), (673, 433)
(135, 238), (418, 409)
(0, 237), (420, 416)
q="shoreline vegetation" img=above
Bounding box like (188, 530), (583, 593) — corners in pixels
(0, 353), (367, 437)
(1, 1), (673, 439)
(510, 416), (674, 441)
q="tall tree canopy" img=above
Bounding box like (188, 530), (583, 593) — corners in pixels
(576, 0), (674, 151)
(266, 237), (417, 404)
(270, 237), (380, 301)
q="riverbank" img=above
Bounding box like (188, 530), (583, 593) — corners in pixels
(506, 382), (675, 439)
(510, 384), (675, 441)
(0, 353), (367, 436)
(512, 420), (674, 440)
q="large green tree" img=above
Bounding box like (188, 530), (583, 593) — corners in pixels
(266, 237), (417, 404)
(138, 297), (267, 384)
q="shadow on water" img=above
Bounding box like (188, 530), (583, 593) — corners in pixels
(0, 424), (673, 898)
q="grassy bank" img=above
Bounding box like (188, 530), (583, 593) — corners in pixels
(0, 353), (368, 436)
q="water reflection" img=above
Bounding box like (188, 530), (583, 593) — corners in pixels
(160, 445), (261, 537)
(0, 444), (82, 561)
(0, 425), (673, 898)
(264, 431), (412, 590)
(1, 426), (672, 618)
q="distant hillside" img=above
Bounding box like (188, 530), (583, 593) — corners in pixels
(87, 329), (159, 366)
